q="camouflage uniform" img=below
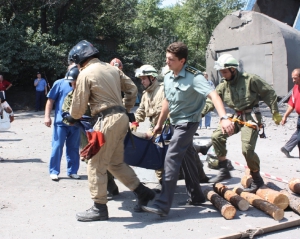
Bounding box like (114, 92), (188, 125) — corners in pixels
(202, 71), (279, 171)
(134, 80), (165, 180)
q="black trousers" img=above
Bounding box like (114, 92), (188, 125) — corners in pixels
(154, 122), (205, 214)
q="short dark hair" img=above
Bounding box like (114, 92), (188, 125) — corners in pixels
(166, 42), (188, 63)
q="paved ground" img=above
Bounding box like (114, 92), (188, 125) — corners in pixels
(1, 103), (300, 239)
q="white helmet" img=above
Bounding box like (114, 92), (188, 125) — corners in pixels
(214, 54), (239, 70)
(135, 65), (158, 78)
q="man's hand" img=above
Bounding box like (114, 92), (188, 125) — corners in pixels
(220, 119), (234, 136)
(281, 115), (287, 125)
(272, 112), (282, 125)
(44, 116), (52, 127)
(130, 122), (139, 132)
(153, 123), (163, 135)
(9, 115), (14, 123)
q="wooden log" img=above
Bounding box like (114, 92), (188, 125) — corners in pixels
(256, 186), (289, 210)
(213, 183), (249, 211)
(204, 188), (236, 220)
(289, 178), (300, 194)
(280, 190), (300, 215)
(233, 187), (284, 221)
(240, 174), (253, 188)
(245, 168), (251, 175)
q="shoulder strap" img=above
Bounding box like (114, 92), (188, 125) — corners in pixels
(185, 66), (202, 76)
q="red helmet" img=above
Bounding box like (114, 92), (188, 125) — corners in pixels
(110, 58), (123, 69)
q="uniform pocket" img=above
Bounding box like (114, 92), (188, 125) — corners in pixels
(175, 84), (191, 101)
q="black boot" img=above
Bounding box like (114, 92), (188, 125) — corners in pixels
(193, 141), (212, 155)
(76, 202), (108, 222)
(133, 183), (155, 212)
(107, 172), (119, 200)
(243, 171), (264, 193)
(208, 159), (231, 183)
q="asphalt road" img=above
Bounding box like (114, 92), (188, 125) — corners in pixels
(1, 103), (300, 239)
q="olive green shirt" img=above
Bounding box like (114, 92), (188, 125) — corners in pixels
(201, 71), (279, 115)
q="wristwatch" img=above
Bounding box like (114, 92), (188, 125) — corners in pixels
(220, 115), (229, 121)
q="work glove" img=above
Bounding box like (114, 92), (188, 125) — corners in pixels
(272, 112), (282, 125)
(130, 122), (139, 132)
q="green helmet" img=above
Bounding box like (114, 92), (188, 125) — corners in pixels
(135, 65), (158, 78)
(214, 54), (239, 70)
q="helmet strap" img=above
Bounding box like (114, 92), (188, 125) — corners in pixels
(225, 68), (236, 81)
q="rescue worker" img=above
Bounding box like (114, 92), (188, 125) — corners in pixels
(142, 42), (234, 217)
(67, 40), (155, 222)
(110, 59), (138, 113)
(202, 54), (282, 193)
(110, 58), (123, 70)
(131, 65), (211, 196)
(61, 66), (119, 200)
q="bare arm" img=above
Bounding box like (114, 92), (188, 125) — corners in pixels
(44, 98), (54, 127)
(153, 98), (169, 134)
(207, 90), (234, 135)
(281, 105), (294, 125)
(6, 83), (12, 90)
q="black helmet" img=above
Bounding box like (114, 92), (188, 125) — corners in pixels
(68, 40), (99, 65)
(64, 66), (79, 82)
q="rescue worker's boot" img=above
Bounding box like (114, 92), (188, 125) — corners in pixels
(243, 171), (264, 193)
(208, 159), (231, 183)
(76, 202), (108, 222)
(107, 171), (119, 200)
(133, 183), (155, 212)
(193, 141), (212, 155)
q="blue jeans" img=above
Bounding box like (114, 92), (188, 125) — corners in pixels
(49, 124), (80, 175)
(199, 112), (211, 127)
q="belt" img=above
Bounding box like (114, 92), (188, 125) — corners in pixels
(236, 105), (260, 115)
(98, 105), (126, 118)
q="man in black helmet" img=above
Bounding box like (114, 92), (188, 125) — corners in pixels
(67, 40), (155, 222)
(44, 64), (81, 181)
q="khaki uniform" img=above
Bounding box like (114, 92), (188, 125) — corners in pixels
(70, 58), (139, 204)
(119, 70), (138, 112)
(135, 80), (164, 128)
(134, 80), (165, 180)
(202, 71), (278, 171)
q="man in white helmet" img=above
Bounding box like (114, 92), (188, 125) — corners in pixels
(202, 53), (282, 193)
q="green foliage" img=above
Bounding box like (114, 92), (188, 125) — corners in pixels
(0, 0), (245, 89)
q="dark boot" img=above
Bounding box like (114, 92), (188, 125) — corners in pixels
(133, 183), (155, 212)
(107, 171), (119, 200)
(208, 159), (231, 183)
(76, 202), (108, 222)
(193, 141), (212, 155)
(243, 171), (264, 193)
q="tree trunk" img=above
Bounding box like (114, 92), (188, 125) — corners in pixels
(204, 188), (236, 220)
(280, 190), (300, 215)
(256, 186), (289, 210)
(233, 187), (284, 221)
(289, 178), (300, 194)
(213, 183), (249, 211)
(241, 174), (253, 188)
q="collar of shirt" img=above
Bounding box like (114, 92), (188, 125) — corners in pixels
(170, 64), (187, 80)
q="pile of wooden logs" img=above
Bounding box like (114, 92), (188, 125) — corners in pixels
(204, 171), (300, 221)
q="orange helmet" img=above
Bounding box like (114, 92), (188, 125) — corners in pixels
(110, 58), (123, 69)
